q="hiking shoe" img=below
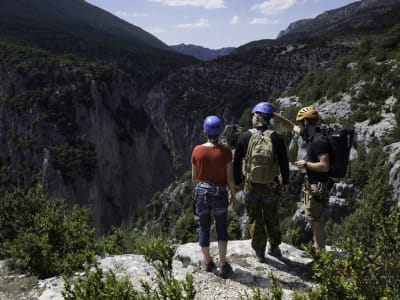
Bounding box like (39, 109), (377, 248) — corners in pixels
(255, 250), (266, 263)
(204, 260), (216, 272)
(268, 246), (283, 259)
(219, 262), (233, 279)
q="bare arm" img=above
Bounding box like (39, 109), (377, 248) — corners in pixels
(273, 112), (295, 129)
(226, 161), (236, 206)
(273, 112), (303, 135)
(295, 153), (330, 172)
(191, 163), (197, 185)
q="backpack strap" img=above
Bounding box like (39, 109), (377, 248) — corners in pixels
(245, 128), (274, 155)
(245, 128), (260, 158)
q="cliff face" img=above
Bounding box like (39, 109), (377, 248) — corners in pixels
(0, 54), (174, 233)
(145, 43), (351, 172)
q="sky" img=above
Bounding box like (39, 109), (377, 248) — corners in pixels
(84, 0), (358, 49)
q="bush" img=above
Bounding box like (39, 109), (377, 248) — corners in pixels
(0, 185), (49, 258)
(306, 209), (400, 299)
(9, 198), (97, 278)
(63, 238), (196, 300)
(0, 185), (97, 278)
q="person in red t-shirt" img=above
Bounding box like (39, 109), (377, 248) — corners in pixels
(191, 115), (235, 278)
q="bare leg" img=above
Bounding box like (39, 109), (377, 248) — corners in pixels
(201, 246), (212, 264)
(218, 240), (227, 266)
(311, 221), (325, 250)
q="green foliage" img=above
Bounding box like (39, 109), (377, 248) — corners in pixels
(63, 262), (138, 300)
(135, 171), (198, 244)
(241, 273), (283, 300)
(285, 23), (400, 127)
(0, 185), (48, 257)
(238, 108), (253, 131)
(315, 137), (399, 299)
(224, 124), (242, 148)
(50, 143), (97, 183)
(97, 222), (169, 256)
(0, 184), (97, 278)
(63, 238), (196, 300)
(306, 209), (400, 299)
(9, 198), (96, 278)
(327, 144), (392, 247)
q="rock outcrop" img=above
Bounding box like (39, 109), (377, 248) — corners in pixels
(1, 240), (318, 300)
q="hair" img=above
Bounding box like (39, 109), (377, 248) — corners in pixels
(205, 134), (219, 144)
(253, 113), (272, 125)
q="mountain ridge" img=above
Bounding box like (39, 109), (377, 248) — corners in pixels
(277, 0), (400, 41)
(0, 0), (170, 51)
(170, 43), (235, 61)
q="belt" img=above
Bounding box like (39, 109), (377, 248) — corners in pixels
(196, 181), (227, 193)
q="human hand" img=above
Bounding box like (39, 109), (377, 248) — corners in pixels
(229, 195), (235, 207)
(292, 125), (303, 135)
(294, 160), (307, 169)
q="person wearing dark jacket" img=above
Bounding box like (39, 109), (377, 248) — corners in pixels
(293, 106), (330, 251)
(233, 102), (289, 262)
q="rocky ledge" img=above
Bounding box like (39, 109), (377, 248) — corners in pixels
(1, 240), (320, 300)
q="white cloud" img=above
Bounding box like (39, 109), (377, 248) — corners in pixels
(251, 0), (296, 16)
(147, 0), (225, 9)
(230, 15), (239, 25)
(250, 18), (278, 25)
(115, 11), (149, 17)
(176, 18), (210, 28)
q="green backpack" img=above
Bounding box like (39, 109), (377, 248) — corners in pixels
(242, 128), (279, 184)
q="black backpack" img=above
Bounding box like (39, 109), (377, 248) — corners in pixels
(320, 125), (355, 178)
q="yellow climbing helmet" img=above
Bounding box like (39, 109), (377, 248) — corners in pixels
(296, 106), (319, 121)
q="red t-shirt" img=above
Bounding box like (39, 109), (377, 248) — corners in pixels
(191, 144), (232, 186)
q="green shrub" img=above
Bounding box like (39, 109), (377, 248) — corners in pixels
(306, 209), (400, 299)
(63, 261), (138, 300)
(0, 185), (49, 258)
(9, 198), (96, 278)
(0, 185), (97, 278)
(50, 143), (97, 183)
(241, 273), (283, 299)
(63, 238), (196, 300)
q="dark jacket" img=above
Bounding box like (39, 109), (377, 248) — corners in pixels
(233, 126), (290, 186)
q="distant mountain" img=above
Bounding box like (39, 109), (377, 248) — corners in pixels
(0, 0), (195, 83)
(0, 0), (170, 51)
(277, 0), (400, 41)
(240, 0), (400, 49)
(170, 44), (235, 61)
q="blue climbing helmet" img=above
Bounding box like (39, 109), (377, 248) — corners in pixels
(203, 115), (223, 136)
(251, 102), (274, 115)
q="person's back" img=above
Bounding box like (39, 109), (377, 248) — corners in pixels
(191, 115), (235, 278)
(233, 102), (289, 262)
(192, 143), (232, 186)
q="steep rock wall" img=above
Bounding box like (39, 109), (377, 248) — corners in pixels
(0, 62), (174, 233)
(145, 44), (351, 172)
